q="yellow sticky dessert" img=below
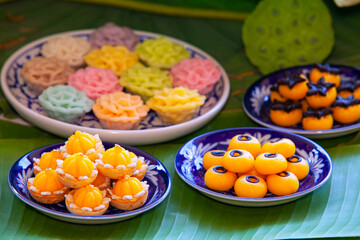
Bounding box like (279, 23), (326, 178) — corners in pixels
(65, 185), (110, 215)
(56, 153), (98, 189)
(33, 149), (63, 175)
(108, 175), (149, 210)
(61, 131), (105, 162)
(132, 157), (148, 181)
(96, 144), (137, 179)
(27, 169), (69, 204)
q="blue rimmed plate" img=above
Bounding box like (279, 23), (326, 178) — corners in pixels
(174, 127), (332, 207)
(242, 64), (360, 139)
(8, 142), (171, 224)
(1, 29), (230, 145)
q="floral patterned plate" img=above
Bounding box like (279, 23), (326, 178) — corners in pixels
(242, 64), (360, 139)
(1, 30), (230, 145)
(8, 142), (171, 224)
(174, 127), (332, 207)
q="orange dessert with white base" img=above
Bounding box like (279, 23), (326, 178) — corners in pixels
(108, 175), (149, 210)
(27, 169), (70, 204)
(60, 131), (104, 162)
(56, 153), (98, 189)
(33, 149), (63, 175)
(96, 144), (137, 179)
(132, 157), (148, 181)
(65, 185), (110, 215)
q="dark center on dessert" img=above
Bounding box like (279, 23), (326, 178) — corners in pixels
(287, 155), (302, 163)
(307, 77), (335, 96)
(230, 150), (244, 157)
(278, 171), (290, 177)
(264, 153), (278, 158)
(210, 150), (225, 157)
(271, 100), (302, 113)
(313, 63), (341, 74)
(238, 135), (252, 141)
(213, 166), (227, 174)
(337, 77), (356, 92)
(277, 70), (307, 89)
(246, 175), (260, 183)
(303, 107), (333, 119)
(331, 95), (360, 107)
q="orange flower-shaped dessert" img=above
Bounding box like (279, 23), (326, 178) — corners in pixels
(65, 185), (110, 215)
(56, 153), (98, 188)
(61, 131), (104, 162)
(108, 175), (149, 210)
(132, 157), (148, 181)
(27, 169), (69, 204)
(96, 144), (137, 179)
(33, 149), (63, 175)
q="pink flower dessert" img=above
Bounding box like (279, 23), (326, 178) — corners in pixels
(170, 58), (222, 95)
(68, 66), (123, 100)
(89, 22), (140, 51)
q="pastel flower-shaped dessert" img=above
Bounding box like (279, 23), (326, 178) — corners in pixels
(92, 173), (111, 191)
(56, 153), (98, 189)
(68, 66), (123, 101)
(38, 85), (94, 123)
(60, 131), (105, 162)
(146, 86), (206, 125)
(132, 157), (148, 181)
(65, 185), (110, 215)
(85, 45), (139, 76)
(119, 63), (173, 101)
(89, 22), (140, 51)
(41, 36), (91, 67)
(92, 91), (150, 130)
(21, 57), (74, 95)
(170, 58), (222, 95)
(33, 149), (63, 175)
(27, 169), (70, 204)
(108, 175), (149, 210)
(331, 95), (360, 124)
(96, 144), (138, 179)
(135, 37), (190, 69)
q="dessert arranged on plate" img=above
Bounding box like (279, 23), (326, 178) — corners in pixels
(203, 134), (309, 198)
(269, 63), (360, 130)
(21, 22), (222, 129)
(27, 131), (149, 215)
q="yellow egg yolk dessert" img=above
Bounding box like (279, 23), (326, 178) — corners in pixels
(202, 150), (225, 170)
(65, 185), (110, 215)
(33, 149), (63, 175)
(96, 144), (137, 179)
(234, 175), (268, 198)
(270, 101), (303, 127)
(266, 171), (299, 196)
(260, 138), (296, 159)
(108, 175), (149, 210)
(27, 169), (69, 204)
(254, 153), (288, 175)
(309, 63), (341, 88)
(61, 131), (104, 162)
(56, 153), (98, 188)
(204, 166), (237, 191)
(227, 134), (261, 158)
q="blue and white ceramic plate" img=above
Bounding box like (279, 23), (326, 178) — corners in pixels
(242, 64), (360, 139)
(175, 127), (332, 207)
(1, 30), (230, 145)
(8, 142), (171, 224)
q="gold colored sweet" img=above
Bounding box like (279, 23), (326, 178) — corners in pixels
(33, 149), (63, 175)
(108, 175), (149, 210)
(27, 169), (69, 204)
(61, 131), (104, 162)
(56, 153), (98, 189)
(96, 144), (138, 179)
(65, 185), (110, 215)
